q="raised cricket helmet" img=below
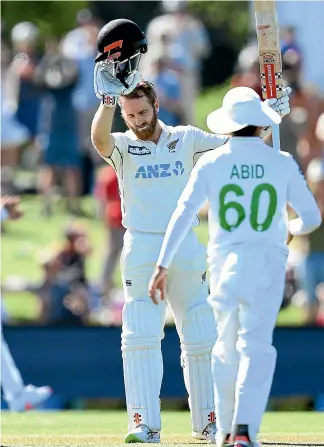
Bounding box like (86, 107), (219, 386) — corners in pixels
(95, 19), (147, 87)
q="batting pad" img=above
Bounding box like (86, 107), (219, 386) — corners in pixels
(122, 301), (164, 432)
(180, 304), (217, 434)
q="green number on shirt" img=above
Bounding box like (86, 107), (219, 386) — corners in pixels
(219, 183), (277, 232)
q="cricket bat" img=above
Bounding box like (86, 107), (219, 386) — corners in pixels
(254, 0), (283, 151)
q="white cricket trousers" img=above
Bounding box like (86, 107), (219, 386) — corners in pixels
(120, 229), (217, 434)
(1, 323), (24, 401)
(208, 246), (287, 442)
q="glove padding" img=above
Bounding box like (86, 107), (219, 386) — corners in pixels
(266, 87), (292, 118)
(94, 62), (142, 107)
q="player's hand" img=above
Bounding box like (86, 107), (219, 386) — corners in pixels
(266, 87), (292, 118)
(1, 196), (23, 220)
(93, 62), (142, 107)
(148, 266), (168, 305)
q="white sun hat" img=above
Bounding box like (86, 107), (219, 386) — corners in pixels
(207, 86), (281, 135)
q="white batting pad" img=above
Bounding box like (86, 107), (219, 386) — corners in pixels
(180, 304), (217, 433)
(122, 300), (164, 432)
(1, 330), (24, 401)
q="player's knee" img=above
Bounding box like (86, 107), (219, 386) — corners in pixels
(121, 300), (164, 351)
(180, 303), (217, 356)
(237, 331), (276, 357)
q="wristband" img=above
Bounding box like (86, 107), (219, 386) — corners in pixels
(102, 94), (119, 108)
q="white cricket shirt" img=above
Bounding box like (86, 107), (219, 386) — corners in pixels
(157, 137), (322, 267)
(101, 120), (227, 232)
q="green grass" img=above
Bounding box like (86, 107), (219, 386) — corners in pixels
(1, 410), (324, 446)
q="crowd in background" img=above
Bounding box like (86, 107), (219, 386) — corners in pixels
(1, 2), (324, 327)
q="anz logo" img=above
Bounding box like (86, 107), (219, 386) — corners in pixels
(135, 161), (185, 179)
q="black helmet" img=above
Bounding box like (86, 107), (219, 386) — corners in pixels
(95, 19), (147, 87)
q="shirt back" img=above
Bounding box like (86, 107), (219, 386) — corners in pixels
(196, 137), (314, 257)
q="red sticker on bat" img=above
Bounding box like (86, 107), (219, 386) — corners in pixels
(264, 63), (276, 98)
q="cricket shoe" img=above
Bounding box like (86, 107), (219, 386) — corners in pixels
(193, 421), (217, 443)
(124, 424), (160, 443)
(234, 435), (260, 447)
(8, 385), (52, 412)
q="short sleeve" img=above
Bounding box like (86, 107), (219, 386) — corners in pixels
(189, 126), (228, 165)
(101, 132), (127, 175)
(287, 155), (318, 216)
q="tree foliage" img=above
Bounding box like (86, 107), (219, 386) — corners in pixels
(2, 1), (86, 39)
(189, 0), (250, 49)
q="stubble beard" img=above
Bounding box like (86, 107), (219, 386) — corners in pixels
(126, 109), (158, 141)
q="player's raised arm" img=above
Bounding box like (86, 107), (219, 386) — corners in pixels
(91, 20), (146, 158)
(91, 64), (141, 158)
(287, 156), (322, 239)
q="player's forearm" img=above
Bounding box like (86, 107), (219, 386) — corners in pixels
(91, 104), (115, 158)
(288, 207), (322, 236)
(157, 204), (197, 268)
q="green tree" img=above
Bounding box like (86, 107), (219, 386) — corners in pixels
(2, 1), (86, 39)
(189, 0), (250, 49)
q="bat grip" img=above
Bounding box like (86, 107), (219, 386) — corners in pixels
(272, 123), (281, 152)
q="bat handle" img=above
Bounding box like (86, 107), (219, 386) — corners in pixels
(272, 123), (281, 152)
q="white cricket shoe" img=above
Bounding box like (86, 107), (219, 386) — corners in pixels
(8, 385), (52, 412)
(193, 422), (217, 443)
(124, 424), (160, 443)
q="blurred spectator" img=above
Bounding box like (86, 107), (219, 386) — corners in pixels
(281, 26), (302, 60)
(279, 47), (324, 172)
(61, 9), (102, 195)
(1, 32), (30, 194)
(34, 38), (82, 216)
(6, 22), (43, 142)
(37, 223), (92, 325)
(95, 166), (125, 297)
(144, 0), (211, 124)
(147, 56), (183, 126)
(231, 39), (262, 98)
(298, 158), (324, 325)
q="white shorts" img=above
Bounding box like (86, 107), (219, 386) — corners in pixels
(120, 229), (208, 331)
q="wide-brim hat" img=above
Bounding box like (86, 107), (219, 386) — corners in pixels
(207, 86), (281, 135)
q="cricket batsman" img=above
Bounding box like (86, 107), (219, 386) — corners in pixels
(148, 87), (322, 446)
(91, 19), (291, 443)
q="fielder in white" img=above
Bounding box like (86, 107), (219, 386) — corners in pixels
(148, 87), (322, 447)
(1, 197), (52, 411)
(92, 51), (291, 443)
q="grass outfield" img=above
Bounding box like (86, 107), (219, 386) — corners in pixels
(2, 411), (324, 446)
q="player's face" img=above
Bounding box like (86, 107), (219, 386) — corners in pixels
(121, 96), (158, 140)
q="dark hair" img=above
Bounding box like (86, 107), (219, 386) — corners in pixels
(233, 126), (258, 137)
(120, 81), (157, 108)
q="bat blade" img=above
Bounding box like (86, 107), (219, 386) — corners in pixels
(254, 0), (282, 150)
(254, 0), (283, 100)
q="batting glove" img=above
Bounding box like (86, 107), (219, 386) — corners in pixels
(266, 87), (292, 118)
(94, 62), (142, 108)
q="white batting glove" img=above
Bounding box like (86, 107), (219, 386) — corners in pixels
(266, 87), (292, 118)
(94, 62), (142, 108)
